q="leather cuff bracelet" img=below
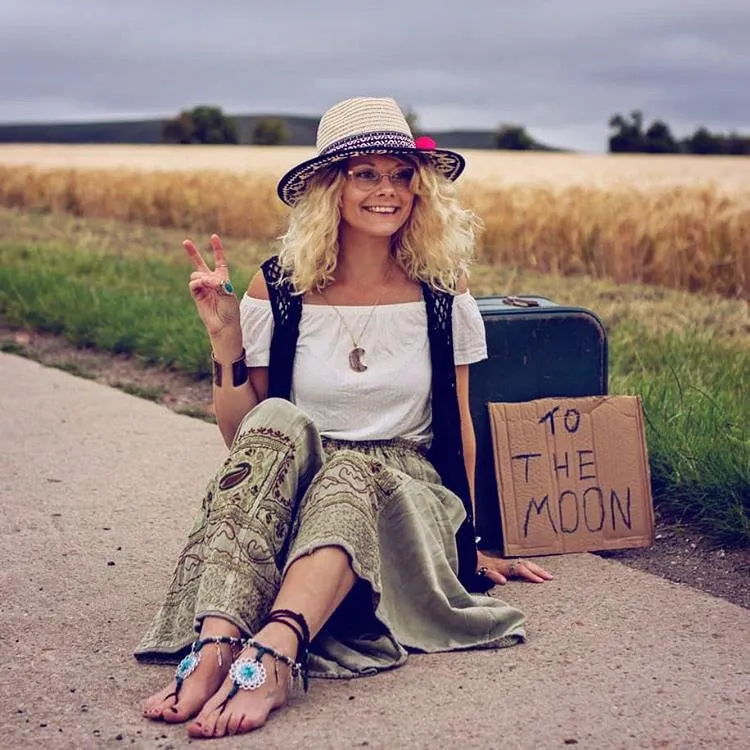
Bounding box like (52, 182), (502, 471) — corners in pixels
(211, 349), (249, 387)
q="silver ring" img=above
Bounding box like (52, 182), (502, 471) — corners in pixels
(508, 559), (525, 576)
(219, 280), (235, 296)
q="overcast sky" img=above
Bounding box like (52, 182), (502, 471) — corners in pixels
(1, 0), (748, 151)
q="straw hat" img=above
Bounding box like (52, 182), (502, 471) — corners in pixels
(276, 97), (465, 206)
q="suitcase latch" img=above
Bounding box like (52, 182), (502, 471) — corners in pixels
(501, 296), (541, 308)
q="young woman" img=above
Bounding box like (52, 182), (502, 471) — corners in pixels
(137, 97), (552, 740)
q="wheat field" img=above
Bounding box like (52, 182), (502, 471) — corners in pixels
(1, 145), (748, 298)
(2, 143), (750, 192)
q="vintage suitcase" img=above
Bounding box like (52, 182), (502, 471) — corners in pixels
(469, 295), (608, 551)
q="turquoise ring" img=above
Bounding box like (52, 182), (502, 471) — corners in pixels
(220, 280), (235, 296)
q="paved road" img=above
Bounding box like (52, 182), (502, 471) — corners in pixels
(2, 353), (748, 749)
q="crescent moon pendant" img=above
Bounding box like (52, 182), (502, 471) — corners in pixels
(348, 347), (368, 373)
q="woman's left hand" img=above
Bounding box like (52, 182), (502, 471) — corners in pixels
(476, 551), (554, 585)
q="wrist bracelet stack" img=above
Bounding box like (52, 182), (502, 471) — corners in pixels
(211, 349), (249, 387)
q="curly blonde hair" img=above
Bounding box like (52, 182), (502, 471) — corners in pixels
(276, 158), (482, 294)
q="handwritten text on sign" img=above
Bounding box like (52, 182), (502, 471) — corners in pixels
(488, 396), (654, 556)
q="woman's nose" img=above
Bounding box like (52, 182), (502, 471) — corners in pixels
(374, 176), (397, 193)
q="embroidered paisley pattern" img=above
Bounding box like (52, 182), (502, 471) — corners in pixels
(135, 399), (526, 675)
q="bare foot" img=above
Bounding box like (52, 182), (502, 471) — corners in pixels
(142, 639), (239, 723)
(186, 624), (299, 738)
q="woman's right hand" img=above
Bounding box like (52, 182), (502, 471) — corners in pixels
(183, 234), (241, 346)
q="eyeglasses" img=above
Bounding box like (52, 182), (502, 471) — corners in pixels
(345, 166), (415, 190)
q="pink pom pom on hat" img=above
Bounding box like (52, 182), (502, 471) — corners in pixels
(414, 136), (437, 150)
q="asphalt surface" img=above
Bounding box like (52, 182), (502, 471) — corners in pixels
(2, 352), (748, 749)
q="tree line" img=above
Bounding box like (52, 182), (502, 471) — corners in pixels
(162, 105), (749, 155)
(608, 110), (750, 155)
(162, 106), (289, 146)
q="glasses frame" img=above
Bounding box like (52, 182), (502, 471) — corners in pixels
(345, 165), (416, 190)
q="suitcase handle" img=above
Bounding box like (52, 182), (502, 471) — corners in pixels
(501, 296), (541, 308)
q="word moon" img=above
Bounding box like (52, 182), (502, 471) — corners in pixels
(348, 346), (368, 373)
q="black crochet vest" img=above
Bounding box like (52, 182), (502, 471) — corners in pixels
(261, 256), (489, 593)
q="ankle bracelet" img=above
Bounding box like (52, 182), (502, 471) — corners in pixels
(261, 609), (311, 691)
(262, 609), (310, 657)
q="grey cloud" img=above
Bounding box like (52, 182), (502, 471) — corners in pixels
(1, 0), (748, 150)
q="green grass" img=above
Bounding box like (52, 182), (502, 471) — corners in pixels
(113, 381), (166, 401)
(1, 240), (747, 545)
(49, 359), (97, 379)
(0, 243), (251, 378)
(609, 323), (748, 545)
(0, 339), (26, 355)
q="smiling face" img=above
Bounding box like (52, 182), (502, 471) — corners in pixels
(338, 154), (416, 242)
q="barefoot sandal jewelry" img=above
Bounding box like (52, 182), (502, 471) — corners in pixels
(215, 609), (311, 716)
(167, 635), (244, 704)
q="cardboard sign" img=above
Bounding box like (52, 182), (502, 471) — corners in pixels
(488, 396), (654, 556)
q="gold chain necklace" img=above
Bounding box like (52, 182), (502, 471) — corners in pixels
(319, 264), (393, 373)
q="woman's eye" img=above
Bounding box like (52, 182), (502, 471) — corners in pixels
(393, 169), (414, 182)
(355, 170), (378, 181)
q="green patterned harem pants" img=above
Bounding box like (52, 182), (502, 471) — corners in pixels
(135, 398), (525, 678)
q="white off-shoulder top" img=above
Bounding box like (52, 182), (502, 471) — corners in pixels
(239, 291), (487, 446)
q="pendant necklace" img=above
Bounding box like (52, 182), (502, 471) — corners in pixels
(319, 264), (393, 373)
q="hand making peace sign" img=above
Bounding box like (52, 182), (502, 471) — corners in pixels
(183, 234), (240, 340)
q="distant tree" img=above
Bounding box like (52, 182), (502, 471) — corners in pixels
(644, 120), (678, 153)
(252, 117), (291, 146)
(402, 106), (421, 137)
(495, 124), (534, 150)
(161, 106), (238, 145)
(608, 113), (749, 156)
(608, 110), (647, 152)
(162, 112), (193, 144)
(190, 106), (238, 144)
(724, 133), (750, 156)
(685, 127), (723, 155)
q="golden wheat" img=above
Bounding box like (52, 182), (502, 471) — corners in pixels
(3, 144), (750, 193)
(0, 164), (747, 299)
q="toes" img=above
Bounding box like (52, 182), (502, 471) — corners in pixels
(187, 713), (218, 738)
(225, 711), (264, 736)
(161, 700), (195, 724)
(143, 689), (176, 721)
(238, 713), (261, 734)
(226, 712), (245, 735)
(188, 703), (221, 738)
(186, 720), (205, 739)
(213, 708), (232, 738)
(143, 706), (165, 721)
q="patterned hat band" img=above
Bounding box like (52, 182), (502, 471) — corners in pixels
(320, 131), (416, 156)
(276, 97), (465, 207)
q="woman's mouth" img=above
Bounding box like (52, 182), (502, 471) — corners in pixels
(363, 206), (399, 214)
